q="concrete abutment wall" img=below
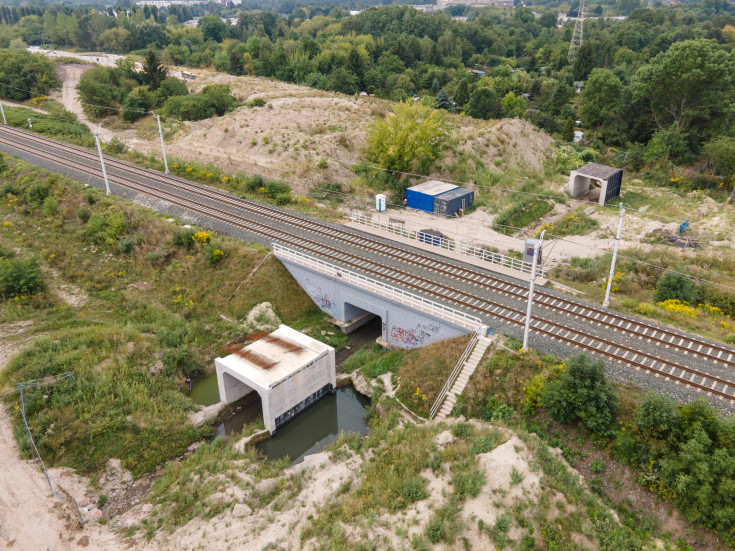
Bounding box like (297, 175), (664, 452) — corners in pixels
(279, 260), (471, 349)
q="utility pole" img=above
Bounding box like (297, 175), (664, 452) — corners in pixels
(94, 129), (111, 196)
(567, 0), (586, 64)
(603, 202), (625, 308)
(154, 113), (169, 174)
(522, 230), (545, 351)
(0, 100), (6, 125)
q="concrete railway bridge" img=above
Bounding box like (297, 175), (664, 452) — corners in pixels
(2, 126), (735, 414)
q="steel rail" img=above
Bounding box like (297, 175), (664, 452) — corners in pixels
(4, 125), (733, 373)
(3, 125), (734, 372)
(2, 130), (735, 401)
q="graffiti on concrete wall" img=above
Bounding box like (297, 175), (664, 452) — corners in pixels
(305, 280), (337, 316)
(389, 322), (440, 347)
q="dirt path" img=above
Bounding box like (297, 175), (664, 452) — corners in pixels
(0, 99), (47, 115)
(54, 63), (116, 142)
(0, 321), (125, 551)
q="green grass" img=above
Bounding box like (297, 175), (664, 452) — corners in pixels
(0, 155), (320, 476)
(341, 343), (403, 377)
(301, 413), (507, 549)
(3, 104), (93, 146)
(550, 208), (600, 237)
(493, 196), (554, 235)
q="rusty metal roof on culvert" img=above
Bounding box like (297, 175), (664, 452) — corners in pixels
(574, 162), (622, 180)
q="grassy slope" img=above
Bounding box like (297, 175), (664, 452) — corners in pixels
(0, 155), (320, 476)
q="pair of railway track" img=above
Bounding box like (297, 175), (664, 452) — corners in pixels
(1, 125), (734, 402)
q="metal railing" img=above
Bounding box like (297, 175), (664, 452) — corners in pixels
(350, 210), (546, 277)
(429, 330), (480, 419)
(273, 244), (483, 332)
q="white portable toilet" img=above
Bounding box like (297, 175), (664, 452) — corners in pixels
(375, 194), (387, 212)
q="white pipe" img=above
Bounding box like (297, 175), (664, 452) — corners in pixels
(522, 230), (545, 351)
(603, 203), (625, 308)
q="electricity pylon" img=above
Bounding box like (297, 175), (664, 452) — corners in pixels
(567, 0), (586, 64)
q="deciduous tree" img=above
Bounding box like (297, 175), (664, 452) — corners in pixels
(365, 100), (450, 175)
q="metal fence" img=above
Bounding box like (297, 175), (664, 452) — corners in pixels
(17, 373), (85, 524)
(273, 244), (483, 332)
(350, 210), (546, 277)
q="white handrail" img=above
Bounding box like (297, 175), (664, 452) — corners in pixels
(350, 210), (546, 277)
(429, 330), (480, 419)
(273, 244), (483, 332)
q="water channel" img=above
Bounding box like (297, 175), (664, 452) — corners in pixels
(187, 318), (380, 465)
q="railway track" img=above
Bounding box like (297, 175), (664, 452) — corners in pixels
(2, 125), (735, 403)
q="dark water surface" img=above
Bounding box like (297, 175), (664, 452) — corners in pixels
(255, 386), (370, 465)
(187, 319), (379, 464)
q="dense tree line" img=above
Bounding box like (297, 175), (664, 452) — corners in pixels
(75, 49), (239, 121)
(0, 1), (734, 163)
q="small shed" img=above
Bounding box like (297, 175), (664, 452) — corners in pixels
(568, 162), (623, 206)
(405, 180), (458, 213)
(433, 188), (474, 217)
(215, 325), (336, 434)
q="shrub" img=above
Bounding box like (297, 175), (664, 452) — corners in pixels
(274, 192), (291, 206)
(0, 257), (43, 297)
(247, 98), (266, 108)
(86, 192), (97, 205)
(77, 207), (91, 223)
(542, 354), (618, 436)
(493, 197), (553, 235)
(107, 138), (128, 154)
(490, 404), (514, 421)
(317, 159), (328, 169)
(264, 181), (290, 197)
(200, 84), (240, 116)
(85, 211), (127, 245)
(725, 335), (735, 345)
(653, 270), (697, 304)
(192, 231), (210, 244)
(160, 95), (216, 121)
(118, 237), (136, 255)
(205, 244), (224, 265)
(401, 475), (429, 503)
(0, 153), (6, 174)
(244, 175), (264, 192)
(42, 196), (58, 216)
(173, 228), (196, 247)
(25, 182), (50, 207)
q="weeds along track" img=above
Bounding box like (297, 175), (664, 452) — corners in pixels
(2, 126), (735, 402)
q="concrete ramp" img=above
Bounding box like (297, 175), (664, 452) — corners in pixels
(215, 325), (336, 434)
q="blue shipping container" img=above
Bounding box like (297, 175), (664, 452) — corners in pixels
(433, 188), (475, 217)
(405, 180), (458, 212)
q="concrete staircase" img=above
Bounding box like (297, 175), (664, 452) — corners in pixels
(435, 335), (495, 419)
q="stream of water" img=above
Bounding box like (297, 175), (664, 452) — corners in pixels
(188, 375), (370, 465)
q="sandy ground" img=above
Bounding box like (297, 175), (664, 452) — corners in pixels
(53, 63), (117, 142)
(353, 201), (663, 270)
(35, 50), (554, 194)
